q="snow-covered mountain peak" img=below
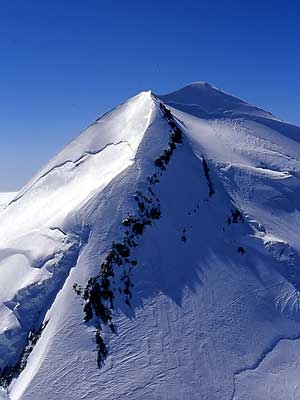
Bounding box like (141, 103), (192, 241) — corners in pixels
(3, 90), (156, 239)
(1, 84), (300, 400)
(158, 81), (276, 119)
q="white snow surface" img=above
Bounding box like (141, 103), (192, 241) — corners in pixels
(0, 193), (17, 212)
(1, 83), (300, 399)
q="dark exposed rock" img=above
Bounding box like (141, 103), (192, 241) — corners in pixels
(238, 246), (245, 255)
(170, 127), (183, 144)
(169, 141), (176, 151)
(114, 242), (130, 258)
(0, 320), (49, 388)
(150, 207), (161, 220)
(132, 222), (145, 236)
(122, 215), (134, 227)
(155, 157), (166, 170)
(168, 120), (176, 129)
(95, 330), (108, 368)
(202, 158), (215, 197)
(73, 283), (83, 296)
(227, 208), (245, 225)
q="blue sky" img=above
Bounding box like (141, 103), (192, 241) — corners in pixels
(1, 0), (299, 190)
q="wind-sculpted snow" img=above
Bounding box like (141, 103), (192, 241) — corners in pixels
(0, 229), (83, 387)
(232, 336), (300, 399)
(2, 83), (300, 399)
(9, 140), (134, 207)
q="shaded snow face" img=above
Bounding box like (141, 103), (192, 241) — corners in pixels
(2, 84), (300, 400)
(157, 82), (276, 119)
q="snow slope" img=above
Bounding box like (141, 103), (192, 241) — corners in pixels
(1, 82), (300, 399)
(0, 193), (17, 212)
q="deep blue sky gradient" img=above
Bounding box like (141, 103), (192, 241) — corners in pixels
(1, 0), (299, 190)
